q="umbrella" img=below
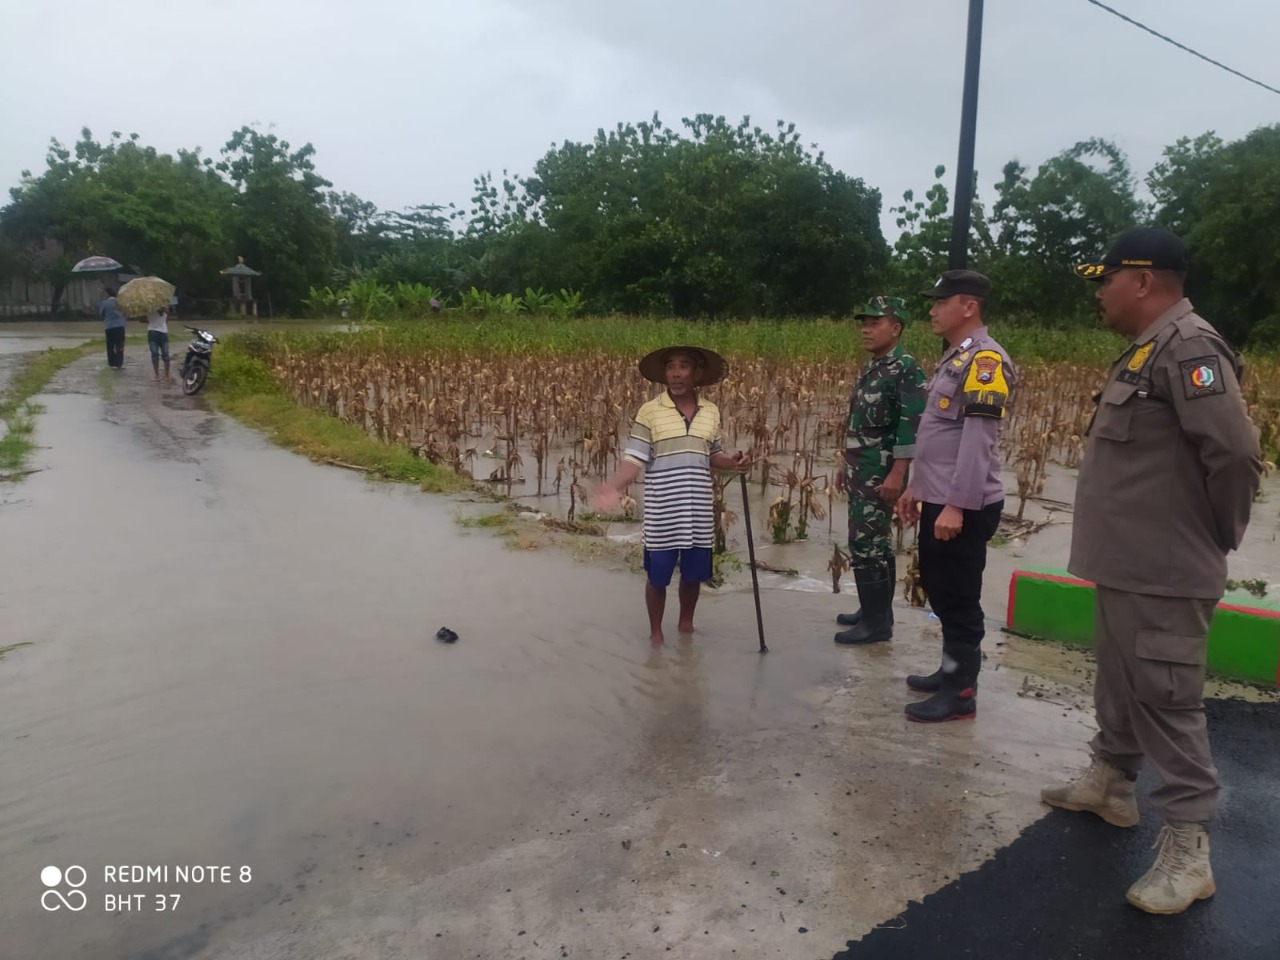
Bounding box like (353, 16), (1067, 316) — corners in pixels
(116, 276), (176, 317)
(71, 255), (124, 273)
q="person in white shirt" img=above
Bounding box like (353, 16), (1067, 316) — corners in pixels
(138, 307), (171, 382)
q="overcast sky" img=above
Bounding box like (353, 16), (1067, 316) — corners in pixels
(2, 0), (1276, 239)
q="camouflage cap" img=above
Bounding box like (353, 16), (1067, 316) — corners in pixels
(854, 295), (909, 321)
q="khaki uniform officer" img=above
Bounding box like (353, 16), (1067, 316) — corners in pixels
(1043, 227), (1263, 915)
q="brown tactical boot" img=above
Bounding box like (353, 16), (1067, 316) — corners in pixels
(1040, 758), (1139, 828)
(1126, 822), (1215, 915)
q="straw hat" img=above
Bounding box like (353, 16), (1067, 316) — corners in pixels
(638, 345), (728, 386)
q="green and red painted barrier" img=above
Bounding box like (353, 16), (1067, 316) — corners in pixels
(1006, 566), (1280, 687)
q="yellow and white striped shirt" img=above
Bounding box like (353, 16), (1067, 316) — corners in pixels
(623, 391), (723, 551)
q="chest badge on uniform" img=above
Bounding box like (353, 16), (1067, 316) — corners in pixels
(1127, 342), (1154, 373)
(958, 337), (973, 351)
(938, 397), (951, 409)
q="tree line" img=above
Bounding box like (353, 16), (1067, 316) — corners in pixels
(1, 116), (1276, 346)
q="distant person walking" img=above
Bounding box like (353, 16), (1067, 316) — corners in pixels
(98, 286), (127, 369)
(137, 306), (171, 382)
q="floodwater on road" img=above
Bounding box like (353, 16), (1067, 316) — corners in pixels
(1, 337), (1275, 960)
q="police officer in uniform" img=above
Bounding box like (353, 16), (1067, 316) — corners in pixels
(897, 270), (1015, 723)
(833, 296), (926, 645)
(1042, 228), (1262, 915)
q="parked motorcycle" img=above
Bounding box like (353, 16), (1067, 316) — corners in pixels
(179, 325), (219, 395)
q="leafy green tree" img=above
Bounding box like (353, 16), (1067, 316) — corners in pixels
(1149, 125), (1280, 346)
(887, 164), (953, 301)
(327, 190), (385, 268)
(988, 138), (1139, 320)
(217, 126), (336, 311)
(0, 136), (103, 309)
(520, 113), (887, 317)
(1, 129), (235, 310)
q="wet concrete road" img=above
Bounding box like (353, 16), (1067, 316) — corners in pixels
(1, 346), (1276, 960)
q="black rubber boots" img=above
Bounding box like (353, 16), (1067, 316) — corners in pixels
(904, 643), (980, 722)
(834, 560), (895, 645)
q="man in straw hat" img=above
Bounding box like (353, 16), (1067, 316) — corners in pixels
(595, 345), (751, 645)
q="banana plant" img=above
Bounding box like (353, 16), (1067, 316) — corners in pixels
(549, 288), (586, 318)
(346, 278), (395, 322)
(521, 287), (555, 314)
(302, 285), (339, 316)
(393, 282), (444, 317)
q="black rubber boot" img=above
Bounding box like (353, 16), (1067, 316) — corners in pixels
(905, 645), (980, 722)
(834, 565), (893, 645)
(908, 650), (981, 694)
(835, 608), (863, 627)
(836, 556), (895, 627)
(906, 666), (944, 694)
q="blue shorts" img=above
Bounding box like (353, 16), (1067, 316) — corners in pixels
(147, 330), (169, 361)
(643, 547), (713, 587)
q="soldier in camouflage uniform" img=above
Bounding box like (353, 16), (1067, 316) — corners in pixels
(834, 296), (927, 645)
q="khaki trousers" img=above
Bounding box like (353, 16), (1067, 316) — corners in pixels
(1090, 585), (1221, 824)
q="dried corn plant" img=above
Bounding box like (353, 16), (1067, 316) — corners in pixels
(256, 340), (1280, 554)
(827, 542), (850, 594)
(902, 546), (928, 607)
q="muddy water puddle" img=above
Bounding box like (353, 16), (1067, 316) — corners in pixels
(0, 357), (893, 958)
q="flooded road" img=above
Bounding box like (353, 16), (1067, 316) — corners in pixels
(1, 337), (1274, 960)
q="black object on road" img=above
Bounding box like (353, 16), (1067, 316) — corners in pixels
(435, 627), (458, 644)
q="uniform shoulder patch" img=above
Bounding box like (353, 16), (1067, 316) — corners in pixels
(962, 349), (1009, 418)
(1179, 355), (1226, 400)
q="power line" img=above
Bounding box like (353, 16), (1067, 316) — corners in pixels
(1086, 0), (1280, 97)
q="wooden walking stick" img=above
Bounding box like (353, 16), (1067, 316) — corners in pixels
(739, 473), (768, 654)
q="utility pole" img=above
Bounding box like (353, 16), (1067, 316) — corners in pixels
(948, 0), (985, 269)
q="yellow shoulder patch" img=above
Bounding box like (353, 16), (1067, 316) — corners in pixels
(962, 350), (1009, 418)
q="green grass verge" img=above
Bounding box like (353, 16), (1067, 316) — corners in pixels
(0, 404), (38, 472)
(1, 342), (96, 478)
(456, 512), (515, 529)
(204, 341), (469, 493)
(0, 343), (95, 420)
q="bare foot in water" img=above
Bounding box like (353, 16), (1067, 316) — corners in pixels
(677, 621), (696, 634)
(650, 631), (665, 646)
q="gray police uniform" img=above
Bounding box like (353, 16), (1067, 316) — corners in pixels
(1070, 298), (1262, 823)
(911, 326), (1016, 679)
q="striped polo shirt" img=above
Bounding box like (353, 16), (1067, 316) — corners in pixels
(623, 391), (724, 552)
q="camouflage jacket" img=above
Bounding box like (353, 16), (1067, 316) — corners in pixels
(845, 344), (927, 466)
